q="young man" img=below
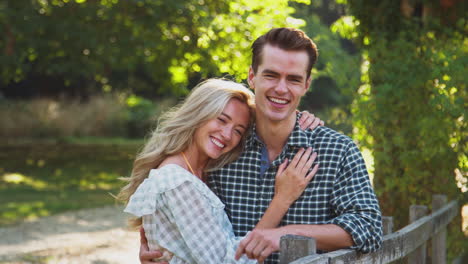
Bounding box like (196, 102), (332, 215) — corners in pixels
(140, 28), (382, 264)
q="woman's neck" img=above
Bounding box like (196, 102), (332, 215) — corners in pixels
(181, 145), (209, 180)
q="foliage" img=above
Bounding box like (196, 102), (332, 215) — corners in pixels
(0, 95), (174, 139)
(294, 2), (361, 110)
(293, 0), (360, 96)
(0, 142), (139, 226)
(353, 30), (466, 215)
(0, 0), (307, 97)
(125, 95), (174, 138)
(310, 106), (353, 135)
(0, 95), (124, 138)
(336, 0), (467, 259)
(289, 0), (360, 139)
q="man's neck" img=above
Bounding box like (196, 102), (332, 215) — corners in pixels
(255, 113), (297, 161)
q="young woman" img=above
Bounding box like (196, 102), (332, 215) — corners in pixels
(118, 79), (319, 263)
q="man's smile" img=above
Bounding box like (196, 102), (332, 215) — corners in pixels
(267, 96), (289, 105)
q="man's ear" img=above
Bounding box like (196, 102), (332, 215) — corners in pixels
(247, 66), (255, 89)
(305, 75), (312, 91)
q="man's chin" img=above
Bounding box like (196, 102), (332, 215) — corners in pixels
(256, 107), (294, 123)
(265, 112), (291, 123)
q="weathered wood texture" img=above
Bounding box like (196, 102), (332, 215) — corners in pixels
(281, 196), (458, 264)
(382, 216), (393, 235)
(279, 235), (316, 264)
(408, 205), (429, 264)
(432, 195), (448, 264)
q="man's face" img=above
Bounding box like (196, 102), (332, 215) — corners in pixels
(248, 44), (311, 124)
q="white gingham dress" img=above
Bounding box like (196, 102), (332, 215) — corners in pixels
(124, 164), (255, 264)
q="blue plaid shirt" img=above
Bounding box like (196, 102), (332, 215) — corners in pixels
(208, 114), (382, 264)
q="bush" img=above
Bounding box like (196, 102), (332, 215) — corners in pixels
(124, 95), (175, 138)
(0, 95), (175, 139)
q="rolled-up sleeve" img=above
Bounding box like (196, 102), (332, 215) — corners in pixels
(329, 142), (383, 253)
(164, 182), (255, 264)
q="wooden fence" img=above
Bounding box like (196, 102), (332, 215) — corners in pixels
(279, 194), (459, 264)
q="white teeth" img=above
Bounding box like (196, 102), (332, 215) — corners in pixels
(268, 97), (288, 104)
(211, 137), (225, 148)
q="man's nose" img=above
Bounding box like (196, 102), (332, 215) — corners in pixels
(275, 79), (288, 94)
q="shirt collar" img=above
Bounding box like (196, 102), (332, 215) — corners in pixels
(286, 112), (310, 148)
(246, 124), (261, 148)
(245, 112), (310, 149)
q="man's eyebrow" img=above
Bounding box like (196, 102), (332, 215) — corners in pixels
(261, 69), (279, 75)
(262, 69), (304, 81)
(288, 74), (304, 80)
(221, 112), (247, 130)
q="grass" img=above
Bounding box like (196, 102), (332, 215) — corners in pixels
(0, 140), (142, 226)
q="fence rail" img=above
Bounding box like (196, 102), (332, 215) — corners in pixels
(279, 194), (459, 264)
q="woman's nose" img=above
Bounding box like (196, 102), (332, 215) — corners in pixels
(220, 126), (232, 141)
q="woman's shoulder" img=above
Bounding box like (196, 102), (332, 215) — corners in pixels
(146, 164), (200, 192)
(124, 164), (202, 217)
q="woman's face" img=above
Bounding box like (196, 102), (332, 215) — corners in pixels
(193, 98), (250, 160)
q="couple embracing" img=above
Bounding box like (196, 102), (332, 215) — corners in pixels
(118, 28), (382, 264)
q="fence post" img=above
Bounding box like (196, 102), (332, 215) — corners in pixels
(408, 205), (429, 264)
(279, 235), (316, 264)
(432, 194), (448, 264)
(382, 216), (394, 235)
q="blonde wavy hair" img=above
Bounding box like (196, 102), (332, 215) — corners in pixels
(117, 79), (255, 227)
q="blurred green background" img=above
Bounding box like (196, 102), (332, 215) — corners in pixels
(0, 0), (466, 261)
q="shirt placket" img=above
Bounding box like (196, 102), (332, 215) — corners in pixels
(257, 145), (297, 221)
(253, 142), (267, 221)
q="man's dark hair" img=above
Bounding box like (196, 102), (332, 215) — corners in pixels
(251, 28), (318, 78)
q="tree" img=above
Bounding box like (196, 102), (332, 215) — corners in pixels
(334, 0), (467, 259)
(0, 0), (308, 98)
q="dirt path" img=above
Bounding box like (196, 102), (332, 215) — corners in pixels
(3, 204), (466, 264)
(0, 206), (139, 264)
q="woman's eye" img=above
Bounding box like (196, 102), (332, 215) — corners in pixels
(217, 117), (226, 123)
(234, 129), (242, 136)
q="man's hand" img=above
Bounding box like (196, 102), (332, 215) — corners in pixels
(235, 228), (286, 263)
(298, 110), (324, 130)
(139, 227), (167, 264)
